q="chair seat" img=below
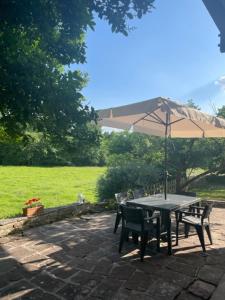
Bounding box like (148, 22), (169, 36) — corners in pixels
(126, 222), (156, 233)
(151, 210), (160, 216)
(182, 216), (209, 226)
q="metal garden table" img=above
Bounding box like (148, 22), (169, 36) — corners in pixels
(127, 193), (200, 255)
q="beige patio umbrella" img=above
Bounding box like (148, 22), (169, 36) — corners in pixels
(97, 97), (225, 199)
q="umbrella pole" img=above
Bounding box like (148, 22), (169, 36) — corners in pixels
(164, 113), (169, 200)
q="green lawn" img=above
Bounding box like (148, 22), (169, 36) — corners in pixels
(0, 166), (224, 220)
(193, 185), (225, 200)
(192, 177), (225, 200)
(0, 166), (106, 219)
(187, 169), (225, 200)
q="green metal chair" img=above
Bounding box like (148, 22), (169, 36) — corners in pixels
(176, 202), (213, 252)
(119, 205), (161, 261)
(175, 191), (201, 236)
(131, 188), (146, 199)
(113, 192), (128, 233)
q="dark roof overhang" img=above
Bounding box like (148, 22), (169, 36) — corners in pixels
(202, 0), (225, 52)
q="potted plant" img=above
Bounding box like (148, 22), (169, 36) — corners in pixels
(23, 198), (44, 217)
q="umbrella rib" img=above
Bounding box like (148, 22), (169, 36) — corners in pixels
(168, 118), (185, 126)
(132, 107), (160, 125)
(190, 119), (205, 137)
(152, 111), (166, 125)
(143, 119), (163, 125)
(146, 113), (164, 124)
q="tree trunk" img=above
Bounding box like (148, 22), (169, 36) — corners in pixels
(176, 172), (186, 193)
(181, 169), (212, 191)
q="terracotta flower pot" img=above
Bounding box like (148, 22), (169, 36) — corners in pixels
(23, 205), (44, 217)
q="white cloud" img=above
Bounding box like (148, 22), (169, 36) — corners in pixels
(215, 75), (225, 91)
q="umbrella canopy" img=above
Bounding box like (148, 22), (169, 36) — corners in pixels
(97, 97), (225, 199)
(98, 97), (225, 138)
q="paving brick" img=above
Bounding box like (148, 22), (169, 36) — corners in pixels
(50, 263), (78, 279)
(70, 257), (97, 272)
(176, 291), (202, 300)
(71, 269), (103, 294)
(166, 260), (198, 277)
(211, 274), (225, 300)
(147, 279), (181, 300)
(57, 283), (81, 299)
(0, 266), (29, 289)
(189, 280), (215, 299)
(129, 291), (153, 300)
(21, 288), (60, 300)
(125, 271), (156, 291)
(198, 265), (224, 285)
(0, 279), (35, 299)
(71, 270), (94, 285)
(21, 262), (42, 275)
(114, 288), (133, 299)
(109, 263), (135, 280)
(31, 272), (64, 292)
(92, 257), (113, 275)
(206, 253), (225, 269)
(158, 269), (194, 289)
(90, 278), (123, 299)
(0, 258), (19, 274)
(7, 246), (34, 260)
(20, 253), (53, 267)
(31, 242), (56, 253)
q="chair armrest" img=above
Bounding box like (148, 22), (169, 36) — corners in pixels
(144, 215), (160, 221)
(190, 206), (204, 210)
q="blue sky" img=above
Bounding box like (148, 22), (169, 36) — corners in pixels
(72, 0), (225, 114)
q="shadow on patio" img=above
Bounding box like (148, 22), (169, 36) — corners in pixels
(0, 208), (225, 299)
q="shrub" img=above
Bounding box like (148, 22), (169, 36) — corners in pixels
(97, 162), (161, 200)
(205, 174), (225, 184)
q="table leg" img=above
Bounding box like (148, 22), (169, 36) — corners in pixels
(166, 212), (172, 255)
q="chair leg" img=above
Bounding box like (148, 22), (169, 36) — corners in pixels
(176, 221), (179, 246)
(196, 225), (206, 252)
(184, 224), (190, 238)
(132, 232), (139, 244)
(140, 233), (148, 261)
(119, 227), (125, 253)
(114, 213), (121, 234)
(156, 218), (161, 252)
(205, 224), (213, 245)
(125, 230), (129, 241)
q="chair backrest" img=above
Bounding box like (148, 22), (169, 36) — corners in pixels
(115, 192), (128, 205)
(132, 188), (145, 199)
(120, 205), (144, 230)
(201, 202), (213, 221)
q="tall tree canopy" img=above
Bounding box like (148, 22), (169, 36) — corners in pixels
(0, 0), (155, 135)
(217, 106), (225, 119)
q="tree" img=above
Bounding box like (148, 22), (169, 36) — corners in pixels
(0, 125), (103, 166)
(186, 99), (201, 110)
(99, 125), (225, 194)
(167, 138), (225, 192)
(217, 106), (225, 119)
(101, 131), (163, 167)
(0, 0), (155, 135)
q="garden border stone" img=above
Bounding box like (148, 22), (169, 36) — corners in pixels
(0, 201), (115, 238)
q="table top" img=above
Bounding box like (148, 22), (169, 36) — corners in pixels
(127, 193), (200, 212)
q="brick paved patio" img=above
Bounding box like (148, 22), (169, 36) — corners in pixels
(0, 208), (225, 299)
